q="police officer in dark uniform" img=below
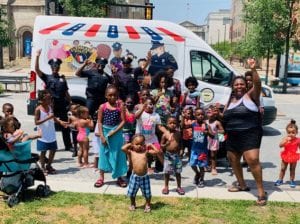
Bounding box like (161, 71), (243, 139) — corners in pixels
(75, 57), (112, 117)
(115, 56), (140, 102)
(148, 41), (178, 77)
(35, 49), (72, 151)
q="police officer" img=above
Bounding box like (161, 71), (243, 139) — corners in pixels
(148, 41), (178, 77)
(35, 49), (72, 151)
(115, 56), (140, 102)
(75, 57), (111, 117)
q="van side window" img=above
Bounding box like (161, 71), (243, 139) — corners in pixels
(190, 51), (232, 86)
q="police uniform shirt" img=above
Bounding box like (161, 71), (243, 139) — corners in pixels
(40, 72), (69, 101)
(81, 69), (110, 99)
(148, 52), (178, 76)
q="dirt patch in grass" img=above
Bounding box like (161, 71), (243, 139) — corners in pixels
(41, 205), (97, 223)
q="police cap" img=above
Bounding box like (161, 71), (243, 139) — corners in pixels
(122, 56), (133, 65)
(95, 57), (108, 67)
(150, 41), (164, 50)
(48, 58), (62, 68)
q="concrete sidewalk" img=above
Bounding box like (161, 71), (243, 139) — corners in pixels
(39, 150), (300, 204)
(44, 177), (300, 203)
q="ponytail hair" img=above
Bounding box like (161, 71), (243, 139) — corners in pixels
(286, 119), (298, 132)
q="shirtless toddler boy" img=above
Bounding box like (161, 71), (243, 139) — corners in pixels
(122, 134), (159, 213)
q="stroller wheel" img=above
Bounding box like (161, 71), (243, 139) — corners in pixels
(44, 185), (51, 197)
(7, 194), (19, 207)
(36, 184), (51, 197)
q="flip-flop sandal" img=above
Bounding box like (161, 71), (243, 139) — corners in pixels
(256, 192), (268, 206)
(42, 169), (48, 176)
(176, 187), (185, 195)
(144, 205), (151, 213)
(228, 186), (250, 192)
(256, 196), (267, 206)
(116, 178), (127, 188)
(94, 178), (104, 188)
(162, 187), (169, 195)
(46, 165), (57, 174)
(129, 205), (136, 211)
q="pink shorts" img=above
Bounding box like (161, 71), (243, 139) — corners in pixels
(148, 142), (161, 151)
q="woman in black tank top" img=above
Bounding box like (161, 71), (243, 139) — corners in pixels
(223, 58), (266, 206)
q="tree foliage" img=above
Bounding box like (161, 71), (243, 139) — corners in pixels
(0, 6), (13, 47)
(59, 0), (115, 17)
(211, 41), (234, 59)
(240, 0), (290, 58)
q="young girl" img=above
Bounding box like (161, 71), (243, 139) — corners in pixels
(190, 108), (213, 188)
(275, 119), (300, 188)
(76, 106), (94, 168)
(68, 104), (80, 157)
(150, 71), (173, 125)
(135, 97), (169, 173)
(181, 107), (194, 159)
(181, 76), (201, 111)
(123, 94), (137, 179)
(135, 88), (151, 111)
(94, 85), (128, 188)
(123, 94), (137, 144)
(170, 95), (181, 122)
(206, 105), (224, 175)
(2, 116), (40, 150)
(34, 90), (64, 175)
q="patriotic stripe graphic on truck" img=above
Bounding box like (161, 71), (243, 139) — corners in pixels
(39, 23), (185, 42)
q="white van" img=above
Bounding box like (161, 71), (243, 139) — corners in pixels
(27, 15), (277, 125)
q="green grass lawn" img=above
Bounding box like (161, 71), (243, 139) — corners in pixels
(0, 191), (300, 224)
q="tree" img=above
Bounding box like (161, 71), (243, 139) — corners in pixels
(0, 5), (13, 69)
(242, 0), (290, 85)
(59, 0), (114, 17)
(211, 41), (233, 59)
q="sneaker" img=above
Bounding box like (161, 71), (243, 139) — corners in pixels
(197, 180), (205, 188)
(274, 179), (283, 186)
(290, 180), (296, 188)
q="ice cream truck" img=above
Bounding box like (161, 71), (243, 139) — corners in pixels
(27, 15), (277, 125)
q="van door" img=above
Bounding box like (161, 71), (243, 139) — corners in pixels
(188, 50), (233, 106)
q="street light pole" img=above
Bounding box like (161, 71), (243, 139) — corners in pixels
(218, 29), (220, 48)
(224, 24), (226, 49)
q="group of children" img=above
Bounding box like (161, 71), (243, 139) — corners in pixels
(85, 75), (227, 212)
(1, 74), (300, 212)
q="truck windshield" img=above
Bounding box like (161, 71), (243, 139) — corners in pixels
(190, 51), (232, 86)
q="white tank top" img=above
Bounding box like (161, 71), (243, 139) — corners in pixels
(38, 106), (56, 143)
(227, 94), (258, 112)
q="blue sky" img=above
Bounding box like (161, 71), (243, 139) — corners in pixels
(151, 0), (231, 25)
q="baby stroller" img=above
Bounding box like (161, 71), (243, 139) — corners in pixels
(0, 139), (50, 207)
